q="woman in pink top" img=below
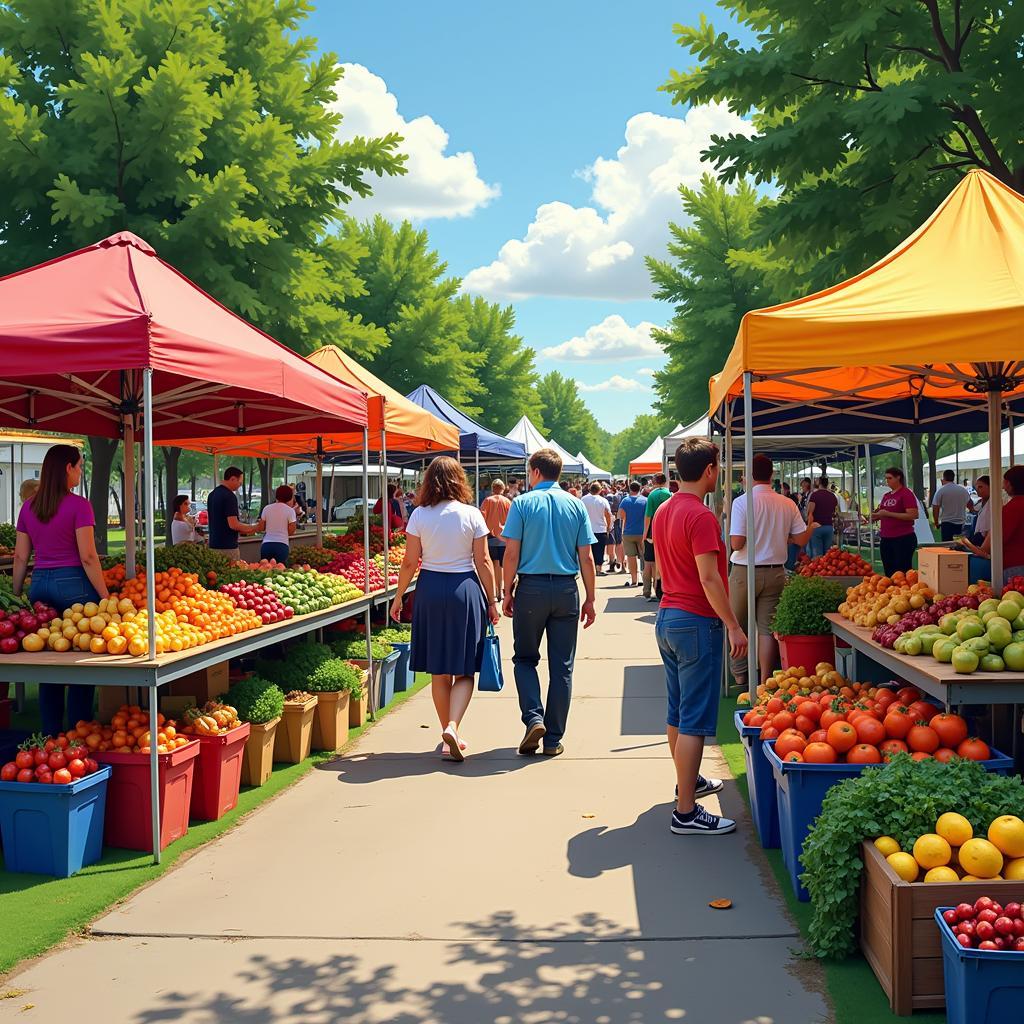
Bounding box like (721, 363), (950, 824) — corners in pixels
(870, 466), (918, 576)
(13, 444), (109, 735)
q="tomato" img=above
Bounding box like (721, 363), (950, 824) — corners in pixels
(52, 767), (72, 785)
(853, 716), (885, 747)
(32, 747), (48, 767)
(66, 758), (86, 778)
(820, 708), (846, 730)
(934, 747), (956, 763)
(808, 729), (828, 744)
(43, 738), (56, 752)
(759, 726), (780, 741)
(827, 721), (857, 753)
(66, 744), (87, 761)
(34, 769), (52, 783)
(766, 697), (784, 715)
(83, 758), (98, 774)
(896, 686), (921, 704)
(14, 750), (33, 770)
(883, 708), (914, 739)
(907, 724), (940, 753)
(1, 762), (17, 781)
(931, 713), (969, 749)
(874, 689), (897, 710)
(775, 733), (807, 758)
(847, 743), (882, 764)
(797, 701), (822, 724)
(957, 737), (991, 761)
(16, 768), (34, 783)
(748, 713), (766, 728)
(794, 714), (816, 735)
(784, 751), (804, 762)
(47, 750), (67, 770)
(55, 735), (69, 749)
(772, 711), (796, 732)
(911, 751), (933, 761)
(880, 739), (909, 760)
(803, 742), (838, 764)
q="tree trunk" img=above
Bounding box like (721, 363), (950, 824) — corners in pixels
(156, 466), (164, 520)
(163, 446), (181, 545)
(88, 436), (119, 555)
(906, 433), (925, 497)
(925, 433), (940, 501)
(258, 458), (271, 510)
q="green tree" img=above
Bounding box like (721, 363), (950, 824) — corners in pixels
(536, 372), (601, 460)
(457, 296), (543, 435)
(343, 217), (484, 409)
(0, 0), (404, 548)
(664, 2), (1024, 292)
(647, 174), (780, 426)
(607, 414), (675, 476)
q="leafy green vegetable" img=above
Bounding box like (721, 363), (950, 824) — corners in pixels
(331, 635), (392, 661)
(226, 676), (285, 725)
(308, 658), (363, 696)
(253, 640), (334, 691)
(802, 756), (1024, 958)
(771, 576), (845, 636)
(0, 522), (16, 547)
(373, 625), (411, 645)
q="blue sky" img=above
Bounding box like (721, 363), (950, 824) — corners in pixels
(307, 1), (750, 435)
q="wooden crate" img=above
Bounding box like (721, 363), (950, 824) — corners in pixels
(859, 839), (1024, 1015)
(166, 660), (229, 704)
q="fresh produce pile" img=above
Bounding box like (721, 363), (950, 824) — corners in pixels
(373, 548), (404, 573)
(230, 557), (287, 571)
(771, 576), (846, 636)
(73, 706), (193, 754)
(0, 522), (17, 549)
(797, 550), (873, 577)
(180, 701), (242, 736)
(288, 545), (335, 569)
(322, 552), (394, 592)
(1005, 575), (1024, 594)
(262, 569), (340, 614)
(874, 811), (1024, 885)
(744, 679), (991, 765)
(145, 543), (232, 583)
(324, 525), (402, 556)
(881, 592), (1024, 674)
(307, 657), (365, 696)
(871, 590), (986, 648)
(802, 756), (1024, 958)
(226, 675), (285, 724)
(839, 569), (938, 627)
(751, 661), (845, 701)
(0, 599), (59, 653)
(254, 639), (334, 691)
(940, 895), (1024, 951)
(29, 597), (137, 655)
(2, 733), (100, 785)
(218, 581), (293, 624)
(374, 625), (411, 645)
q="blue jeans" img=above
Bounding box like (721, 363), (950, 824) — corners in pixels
(655, 607), (723, 737)
(807, 524), (835, 559)
(30, 566), (99, 736)
(785, 542), (802, 571)
(260, 541), (290, 565)
(512, 575), (579, 747)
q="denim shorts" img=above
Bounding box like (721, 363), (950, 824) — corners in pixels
(29, 566), (99, 611)
(655, 607), (723, 736)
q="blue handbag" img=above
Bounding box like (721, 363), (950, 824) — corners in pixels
(478, 624), (504, 692)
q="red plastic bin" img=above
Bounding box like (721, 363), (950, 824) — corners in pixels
(189, 722), (251, 822)
(776, 633), (836, 671)
(95, 741), (200, 851)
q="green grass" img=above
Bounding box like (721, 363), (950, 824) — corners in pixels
(0, 672), (430, 977)
(717, 699), (946, 1024)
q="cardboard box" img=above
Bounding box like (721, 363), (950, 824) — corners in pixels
(917, 546), (968, 595)
(166, 660), (230, 704)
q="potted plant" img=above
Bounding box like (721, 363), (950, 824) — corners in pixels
(332, 636), (397, 710)
(307, 658), (360, 751)
(347, 661), (370, 727)
(227, 675), (285, 787)
(273, 690), (318, 764)
(375, 625), (413, 692)
(771, 576), (846, 670)
(253, 638), (334, 692)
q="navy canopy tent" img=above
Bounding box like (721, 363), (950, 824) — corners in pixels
(406, 385), (528, 463)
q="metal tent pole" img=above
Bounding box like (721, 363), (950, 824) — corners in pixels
(315, 440), (324, 548)
(361, 428), (375, 718)
(475, 448), (480, 503)
(124, 413), (136, 577)
(989, 391), (1004, 588)
(955, 432), (960, 482)
(867, 445), (876, 570)
(854, 448), (861, 556)
(381, 427), (389, 604)
(327, 459), (337, 525)
(743, 373), (757, 699)
(8, 445), (13, 522)
(142, 369), (161, 864)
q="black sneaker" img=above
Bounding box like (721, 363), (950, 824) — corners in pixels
(671, 805), (736, 836)
(676, 775), (724, 799)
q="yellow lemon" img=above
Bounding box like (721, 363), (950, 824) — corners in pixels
(874, 836), (901, 857)
(887, 851), (920, 882)
(913, 833), (952, 869)
(1003, 857), (1024, 880)
(988, 816), (1024, 858)
(923, 866), (959, 883)
(936, 812), (973, 847)
(958, 838), (1004, 879)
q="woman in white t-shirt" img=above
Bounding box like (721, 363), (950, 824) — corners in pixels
(257, 485), (298, 565)
(170, 495), (201, 545)
(390, 456), (499, 762)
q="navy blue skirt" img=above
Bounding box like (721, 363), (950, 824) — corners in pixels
(410, 569), (486, 677)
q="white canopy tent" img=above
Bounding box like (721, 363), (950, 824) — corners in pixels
(931, 425), (1024, 473)
(506, 415), (548, 455)
(577, 452), (612, 480)
(546, 438), (585, 475)
(629, 424), (683, 477)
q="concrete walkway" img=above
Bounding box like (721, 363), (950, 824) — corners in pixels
(4, 575), (829, 1023)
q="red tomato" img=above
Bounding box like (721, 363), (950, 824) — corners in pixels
(874, 689), (897, 710)
(67, 758), (86, 778)
(775, 733), (807, 759)
(934, 747), (956, 763)
(66, 744), (87, 761)
(83, 758), (98, 774)
(1, 762), (17, 781)
(911, 751), (933, 761)
(808, 729), (828, 744)
(854, 716), (885, 747)
(47, 750), (67, 770)
(16, 768), (34, 783)
(32, 748), (49, 767)
(760, 726), (780, 741)
(794, 714), (816, 735)
(52, 767), (72, 785)
(883, 708), (914, 739)
(957, 737), (991, 761)
(772, 711), (796, 732)
(797, 701), (822, 724)
(742, 710), (757, 726)
(766, 697), (784, 715)
(847, 743), (882, 764)
(783, 751), (804, 762)
(821, 708), (846, 730)
(827, 721), (857, 753)
(896, 686), (921, 704)
(14, 750), (33, 770)
(931, 713), (969, 749)
(803, 742), (838, 764)
(907, 701), (938, 722)
(880, 739), (909, 760)
(907, 723), (940, 753)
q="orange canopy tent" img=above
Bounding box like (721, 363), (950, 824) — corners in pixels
(707, 169), (1024, 691)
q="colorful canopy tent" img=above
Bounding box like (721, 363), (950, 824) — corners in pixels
(0, 232), (371, 862)
(405, 385), (528, 463)
(577, 452), (612, 480)
(707, 169), (1024, 693)
(506, 416), (549, 455)
(628, 425), (682, 477)
(546, 439), (584, 476)
(932, 425), (1024, 473)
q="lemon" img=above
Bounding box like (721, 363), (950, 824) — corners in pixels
(913, 833), (952, 869)
(874, 836), (901, 857)
(935, 812), (973, 847)
(1003, 857), (1024, 880)
(988, 815), (1024, 858)
(887, 851), (920, 882)
(958, 838), (1004, 879)
(924, 866), (959, 883)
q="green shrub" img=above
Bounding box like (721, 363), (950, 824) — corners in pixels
(308, 657), (364, 696)
(770, 576), (846, 636)
(253, 639), (334, 691)
(0, 523), (16, 547)
(374, 625), (411, 645)
(331, 635), (392, 661)
(227, 675), (285, 724)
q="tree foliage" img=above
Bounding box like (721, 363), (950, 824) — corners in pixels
(606, 414), (675, 476)
(536, 372), (602, 462)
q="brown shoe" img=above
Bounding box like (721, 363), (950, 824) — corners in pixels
(518, 721), (546, 755)
(542, 743), (565, 757)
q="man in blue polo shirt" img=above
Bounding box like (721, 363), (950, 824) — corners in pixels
(502, 448), (598, 757)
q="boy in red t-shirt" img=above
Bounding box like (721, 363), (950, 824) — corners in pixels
(652, 438), (748, 837)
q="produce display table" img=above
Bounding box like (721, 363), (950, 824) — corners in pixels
(826, 613), (1024, 705)
(236, 529), (321, 561)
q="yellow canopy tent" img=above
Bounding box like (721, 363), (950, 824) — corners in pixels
(707, 169), (1024, 692)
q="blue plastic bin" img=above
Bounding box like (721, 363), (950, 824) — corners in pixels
(390, 640), (414, 692)
(766, 745), (1013, 901)
(0, 766), (111, 877)
(733, 709), (780, 849)
(377, 649), (401, 709)
(935, 908), (1024, 1024)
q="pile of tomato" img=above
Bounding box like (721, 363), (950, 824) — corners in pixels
(743, 684), (992, 764)
(1, 733), (100, 785)
(797, 549), (874, 577)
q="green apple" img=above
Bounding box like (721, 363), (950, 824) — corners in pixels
(979, 598), (1001, 617)
(988, 623), (1013, 650)
(1002, 642), (1024, 671)
(903, 635), (923, 656)
(957, 618), (985, 641)
(939, 614), (959, 635)
(1012, 615), (1024, 632)
(980, 653), (1006, 672)
(964, 636), (991, 654)
(997, 600), (1021, 621)
(1002, 590), (1024, 608)
(934, 639), (958, 663)
(951, 648), (980, 674)
(920, 633), (943, 655)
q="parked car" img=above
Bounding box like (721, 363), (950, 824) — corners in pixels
(332, 497), (374, 523)
(191, 501), (208, 527)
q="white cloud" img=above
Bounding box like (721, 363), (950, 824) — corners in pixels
(541, 315), (662, 361)
(462, 101), (754, 300)
(331, 64), (499, 221)
(577, 375), (650, 394)
(637, 367), (657, 377)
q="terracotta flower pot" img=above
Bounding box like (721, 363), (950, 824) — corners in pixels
(241, 717), (280, 787)
(311, 690), (351, 752)
(348, 669), (370, 727)
(273, 695), (317, 764)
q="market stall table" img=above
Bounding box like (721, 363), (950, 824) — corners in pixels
(825, 613), (1024, 705)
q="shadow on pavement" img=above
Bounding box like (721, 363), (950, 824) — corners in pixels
(620, 665), (666, 736)
(319, 748), (549, 783)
